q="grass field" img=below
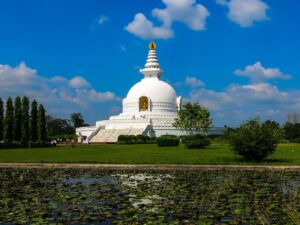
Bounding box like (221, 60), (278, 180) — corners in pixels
(0, 143), (300, 165)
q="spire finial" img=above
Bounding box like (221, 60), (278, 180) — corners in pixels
(140, 41), (164, 78)
(149, 41), (156, 50)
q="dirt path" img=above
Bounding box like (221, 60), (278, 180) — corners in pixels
(1, 163), (300, 171)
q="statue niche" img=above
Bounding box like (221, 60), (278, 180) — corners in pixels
(139, 96), (148, 111)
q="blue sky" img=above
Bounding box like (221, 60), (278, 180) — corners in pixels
(0, 0), (299, 126)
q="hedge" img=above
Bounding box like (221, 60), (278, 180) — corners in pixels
(156, 135), (180, 147)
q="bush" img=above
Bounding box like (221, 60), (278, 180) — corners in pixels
(182, 135), (211, 149)
(293, 137), (300, 143)
(156, 135), (179, 147)
(228, 119), (281, 161)
(117, 135), (155, 144)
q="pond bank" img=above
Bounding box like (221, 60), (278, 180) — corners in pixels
(1, 163), (300, 171)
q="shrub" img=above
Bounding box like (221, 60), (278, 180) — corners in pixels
(117, 135), (155, 144)
(156, 135), (179, 147)
(183, 135), (211, 149)
(293, 137), (300, 143)
(228, 119), (281, 161)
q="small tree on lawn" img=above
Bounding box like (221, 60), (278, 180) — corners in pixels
(173, 102), (212, 136)
(0, 98), (3, 141)
(173, 102), (212, 149)
(4, 97), (14, 143)
(229, 118), (281, 161)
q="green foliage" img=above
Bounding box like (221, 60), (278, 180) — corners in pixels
(71, 113), (86, 128)
(4, 97), (14, 143)
(21, 96), (30, 145)
(283, 122), (300, 142)
(31, 100), (38, 142)
(228, 119), (281, 161)
(46, 115), (74, 140)
(14, 96), (22, 142)
(156, 135), (179, 147)
(117, 134), (154, 144)
(182, 135), (211, 149)
(173, 102), (212, 136)
(38, 104), (47, 143)
(0, 98), (3, 141)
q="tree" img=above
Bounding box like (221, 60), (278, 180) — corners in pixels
(46, 116), (74, 138)
(71, 113), (85, 128)
(14, 96), (23, 142)
(4, 97), (14, 143)
(173, 102), (212, 136)
(283, 122), (300, 141)
(21, 96), (30, 145)
(0, 98), (3, 141)
(30, 100), (38, 142)
(286, 113), (300, 124)
(229, 119), (281, 161)
(38, 104), (47, 143)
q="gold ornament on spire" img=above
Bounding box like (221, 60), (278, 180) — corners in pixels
(149, 41), (156, 50)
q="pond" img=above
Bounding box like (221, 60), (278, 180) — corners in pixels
(0, 168), (300, 224)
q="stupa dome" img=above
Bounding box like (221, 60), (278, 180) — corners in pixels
(126, 77), (177, 103)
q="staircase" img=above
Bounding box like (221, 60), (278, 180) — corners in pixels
(90, 128), (145, 143)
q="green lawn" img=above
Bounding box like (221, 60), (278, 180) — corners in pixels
(0, 143), (300, 165)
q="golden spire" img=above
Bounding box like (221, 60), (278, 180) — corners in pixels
(149, 41), (156, 50)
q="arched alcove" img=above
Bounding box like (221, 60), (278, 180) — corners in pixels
(139, 96), (148, 111)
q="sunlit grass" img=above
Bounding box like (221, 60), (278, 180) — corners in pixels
(0, 143), (300, 165)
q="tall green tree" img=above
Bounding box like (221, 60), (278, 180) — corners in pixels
(30, 100), (38, 142)
(38, 104), (47, 143)
(4, 97), (14, 143)
(71, 113), (85, 128)
(173, 102), (212, 136)
(14, 96), (23, 142)
(0, 98), (3, 141)
(21, 96), (30, 145)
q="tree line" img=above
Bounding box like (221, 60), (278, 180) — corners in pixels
(46, 113), (88, 141)
(0, 96), (46, 146)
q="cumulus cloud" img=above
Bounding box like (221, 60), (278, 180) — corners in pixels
(68, 76), (91, 89)
(0, 62), (120, 122)
(185, 76), (205, 87)
(235, 61), (291, 82)
(125, 0), (209, 39)
(217, 0), (269, 27)
(125, 13), (173, 39)
(189, 81), (300, 126)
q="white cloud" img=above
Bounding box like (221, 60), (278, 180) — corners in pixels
(235, 61), (291, 82)
(185, 76), (205, 87)
(69, 76), (91, 89)
(125, 13), (173, 39)
(98, 15), (109, 25)
(125, 0), (209, 39)
(0, 62), (119, 122)
(217, 0), (269, 27)
(189, 81), (300, 126)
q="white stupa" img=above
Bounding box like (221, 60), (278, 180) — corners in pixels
(76, 42), (184, 143)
